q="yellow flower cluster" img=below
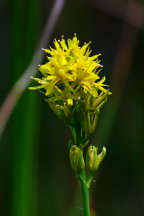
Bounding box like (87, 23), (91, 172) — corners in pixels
(29, 34), (110, 107)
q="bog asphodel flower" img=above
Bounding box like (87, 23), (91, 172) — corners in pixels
(29, 34), (111, 131)
(30, 34), (109, 100)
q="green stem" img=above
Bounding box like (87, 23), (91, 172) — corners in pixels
(78, 170), (90, 216)
(86, 172), (94, 189)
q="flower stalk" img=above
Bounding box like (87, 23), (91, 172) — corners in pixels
(78, 170), (90, 216)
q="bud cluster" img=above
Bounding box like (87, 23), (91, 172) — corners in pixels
(69, 144), (106, 174)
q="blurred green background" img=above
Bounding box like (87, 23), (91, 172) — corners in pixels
(0, 0), (144, 216)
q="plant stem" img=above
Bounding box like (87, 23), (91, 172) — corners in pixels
(78, 170), (90, 216)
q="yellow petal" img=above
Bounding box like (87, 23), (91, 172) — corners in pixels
(67, 98), (73, 106)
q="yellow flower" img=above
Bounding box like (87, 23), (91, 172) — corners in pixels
(29, 34), (111, 136)
(29, 34), (110, 105)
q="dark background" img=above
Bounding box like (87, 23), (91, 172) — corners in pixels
(0, 0), (144, 216)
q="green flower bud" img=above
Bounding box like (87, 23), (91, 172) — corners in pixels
(48, 100), (72, 121)
(82, 110), (99, 135)
(97, 147), (106, 168)
(93, 91), (108, 109)
(86, 145), (106, 172)
(86, 145), (98, 171)
(82, 91), (110, 135)
(69, 145), (85, 172)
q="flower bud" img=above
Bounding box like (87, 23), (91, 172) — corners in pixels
(69, 145), (85, 172)
(48, 100), (71, 121)
(93, 92), (108, 109)
(86, 145), (106, 172)
(82, 110), (99, 135)
(86, 145), (98, 172)
(97, 147), (106, 168)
